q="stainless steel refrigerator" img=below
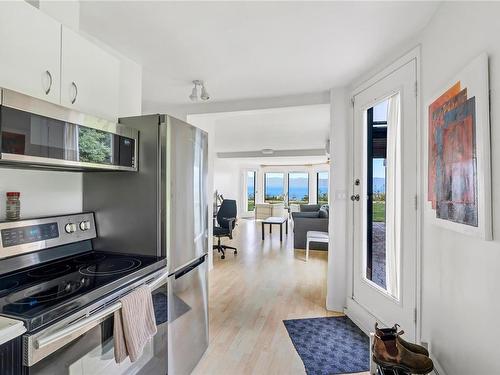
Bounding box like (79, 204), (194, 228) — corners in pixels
(82, 114), (209, 375)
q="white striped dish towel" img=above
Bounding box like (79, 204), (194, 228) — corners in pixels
(114, 285), (158, 363)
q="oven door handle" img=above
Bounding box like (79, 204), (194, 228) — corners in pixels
(36, 269), (169, 350)
(36, 301), (121, 349)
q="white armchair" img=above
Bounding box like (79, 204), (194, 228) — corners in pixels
(255, 203), (286, 220)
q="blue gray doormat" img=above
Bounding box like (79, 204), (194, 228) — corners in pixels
(283, 316), (370, 375)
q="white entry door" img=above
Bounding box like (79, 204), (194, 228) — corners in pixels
(352, 59), (418, 340)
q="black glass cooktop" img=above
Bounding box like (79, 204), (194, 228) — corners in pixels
(0, 251), (165, 331)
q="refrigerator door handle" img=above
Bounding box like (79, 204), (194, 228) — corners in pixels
(170, 254), (207, 280)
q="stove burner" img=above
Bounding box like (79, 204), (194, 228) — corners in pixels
(73, 253), (107, 264)
(7, 280), (83, 305)
(79, 258), (142, 276)
(28, 264), (72, 278)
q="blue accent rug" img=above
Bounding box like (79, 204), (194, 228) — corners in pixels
(283, 316), (370, 375)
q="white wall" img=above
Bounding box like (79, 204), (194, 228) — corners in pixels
(327, 88), (349, 312)
(418, 4), (500, 374)
(214, 158), (243, 213)
(334, 3), (500, 374)
(0, 169), (82, 218)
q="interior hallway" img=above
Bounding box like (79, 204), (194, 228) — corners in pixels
(192, 219), (365, 375)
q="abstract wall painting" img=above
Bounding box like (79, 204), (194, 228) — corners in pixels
(427, 53), (492, 240)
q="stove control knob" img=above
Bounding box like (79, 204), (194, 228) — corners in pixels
(64, 223), (77, 234)
(79, 220), (91, 231)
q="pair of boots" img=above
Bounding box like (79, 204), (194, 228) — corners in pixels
(372, 323), (434, 375)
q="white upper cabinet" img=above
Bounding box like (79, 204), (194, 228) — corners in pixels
(61, 26), (120, 120)
(0, 2), (61, 103)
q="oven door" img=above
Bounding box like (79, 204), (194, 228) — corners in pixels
(23, 278), (168, 375)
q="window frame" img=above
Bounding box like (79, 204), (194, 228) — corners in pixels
(264, 172), (285, 203)
(287, 172), (309, 205)
(246, 170), (256, 212)
(316, 171), (329, 205)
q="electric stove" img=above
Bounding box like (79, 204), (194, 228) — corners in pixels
(0, 250), (164, 331)
(0, 213), (166, 332)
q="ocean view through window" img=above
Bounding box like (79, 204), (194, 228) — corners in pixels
(246, 171), (256, 211)
(264, 172), (285, 203)
(288, 172), (309, 204)
(317, 172), (329, 204)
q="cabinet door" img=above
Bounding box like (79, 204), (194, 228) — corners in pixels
(0, 2), (61, 103)
(61, 26), (120, 120)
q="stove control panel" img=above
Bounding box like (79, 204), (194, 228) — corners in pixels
(0, 213), (96, 259)
(64, 223), (77, 234)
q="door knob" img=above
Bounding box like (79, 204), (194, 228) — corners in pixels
(350, 194), (360, 201)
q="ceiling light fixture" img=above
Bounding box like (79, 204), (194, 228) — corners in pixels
(189, 80), (211, 102)
(189, 85), (198, 102)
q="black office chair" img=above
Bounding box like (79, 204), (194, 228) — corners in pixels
(213, 199), (237, 259)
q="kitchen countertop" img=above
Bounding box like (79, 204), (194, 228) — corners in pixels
(0, 316), (26, 346)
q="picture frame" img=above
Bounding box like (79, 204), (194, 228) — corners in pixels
(426, 53), (492, 240)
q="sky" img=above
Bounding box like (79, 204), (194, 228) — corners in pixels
(372, 99), (388, 179)
(373, 159), (385, 178)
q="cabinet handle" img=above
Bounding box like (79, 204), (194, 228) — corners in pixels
(44, 70), (52, 95)
(350, 194), (360, 201)
(71, 81), (78, 104)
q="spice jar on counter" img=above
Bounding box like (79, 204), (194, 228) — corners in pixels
(6, 192), (21, 221)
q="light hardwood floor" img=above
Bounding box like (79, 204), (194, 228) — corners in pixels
(192, 218), (359, 375)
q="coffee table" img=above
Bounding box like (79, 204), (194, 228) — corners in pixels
(262, 216), (288, 241)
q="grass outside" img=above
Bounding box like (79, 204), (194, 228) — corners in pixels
(372, 201), (385, 222)
(248, 200), (255, 211)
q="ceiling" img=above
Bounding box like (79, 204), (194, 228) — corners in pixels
(192, 104), (330, 155)
(79, 1), (439, 107)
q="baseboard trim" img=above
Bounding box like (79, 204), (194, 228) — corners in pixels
(346, 299), (447, 375)
(344, 298), (378, 335)
(430, 355), (447, 375)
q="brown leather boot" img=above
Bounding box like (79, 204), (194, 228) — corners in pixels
(373, 326), (434, 374)
(375, 323), (429, 357)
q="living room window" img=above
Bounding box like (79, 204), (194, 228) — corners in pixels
(264, 172), (284, 203)
(246, 171), (256, 211)
(288, 172), (309, 204)
(317, 171), (329, 204)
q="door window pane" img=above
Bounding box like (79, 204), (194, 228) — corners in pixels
(317, 172), (329, 205)
(288, 172), (309, 204)
(366, 100), (388, 290)
(247, 171), (256, 211)
(264, 172), (284, 203)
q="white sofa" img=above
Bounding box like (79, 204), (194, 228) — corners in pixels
(254, 203), (286, 220)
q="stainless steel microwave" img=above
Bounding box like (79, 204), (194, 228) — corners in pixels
(0, 88), (138, 171)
